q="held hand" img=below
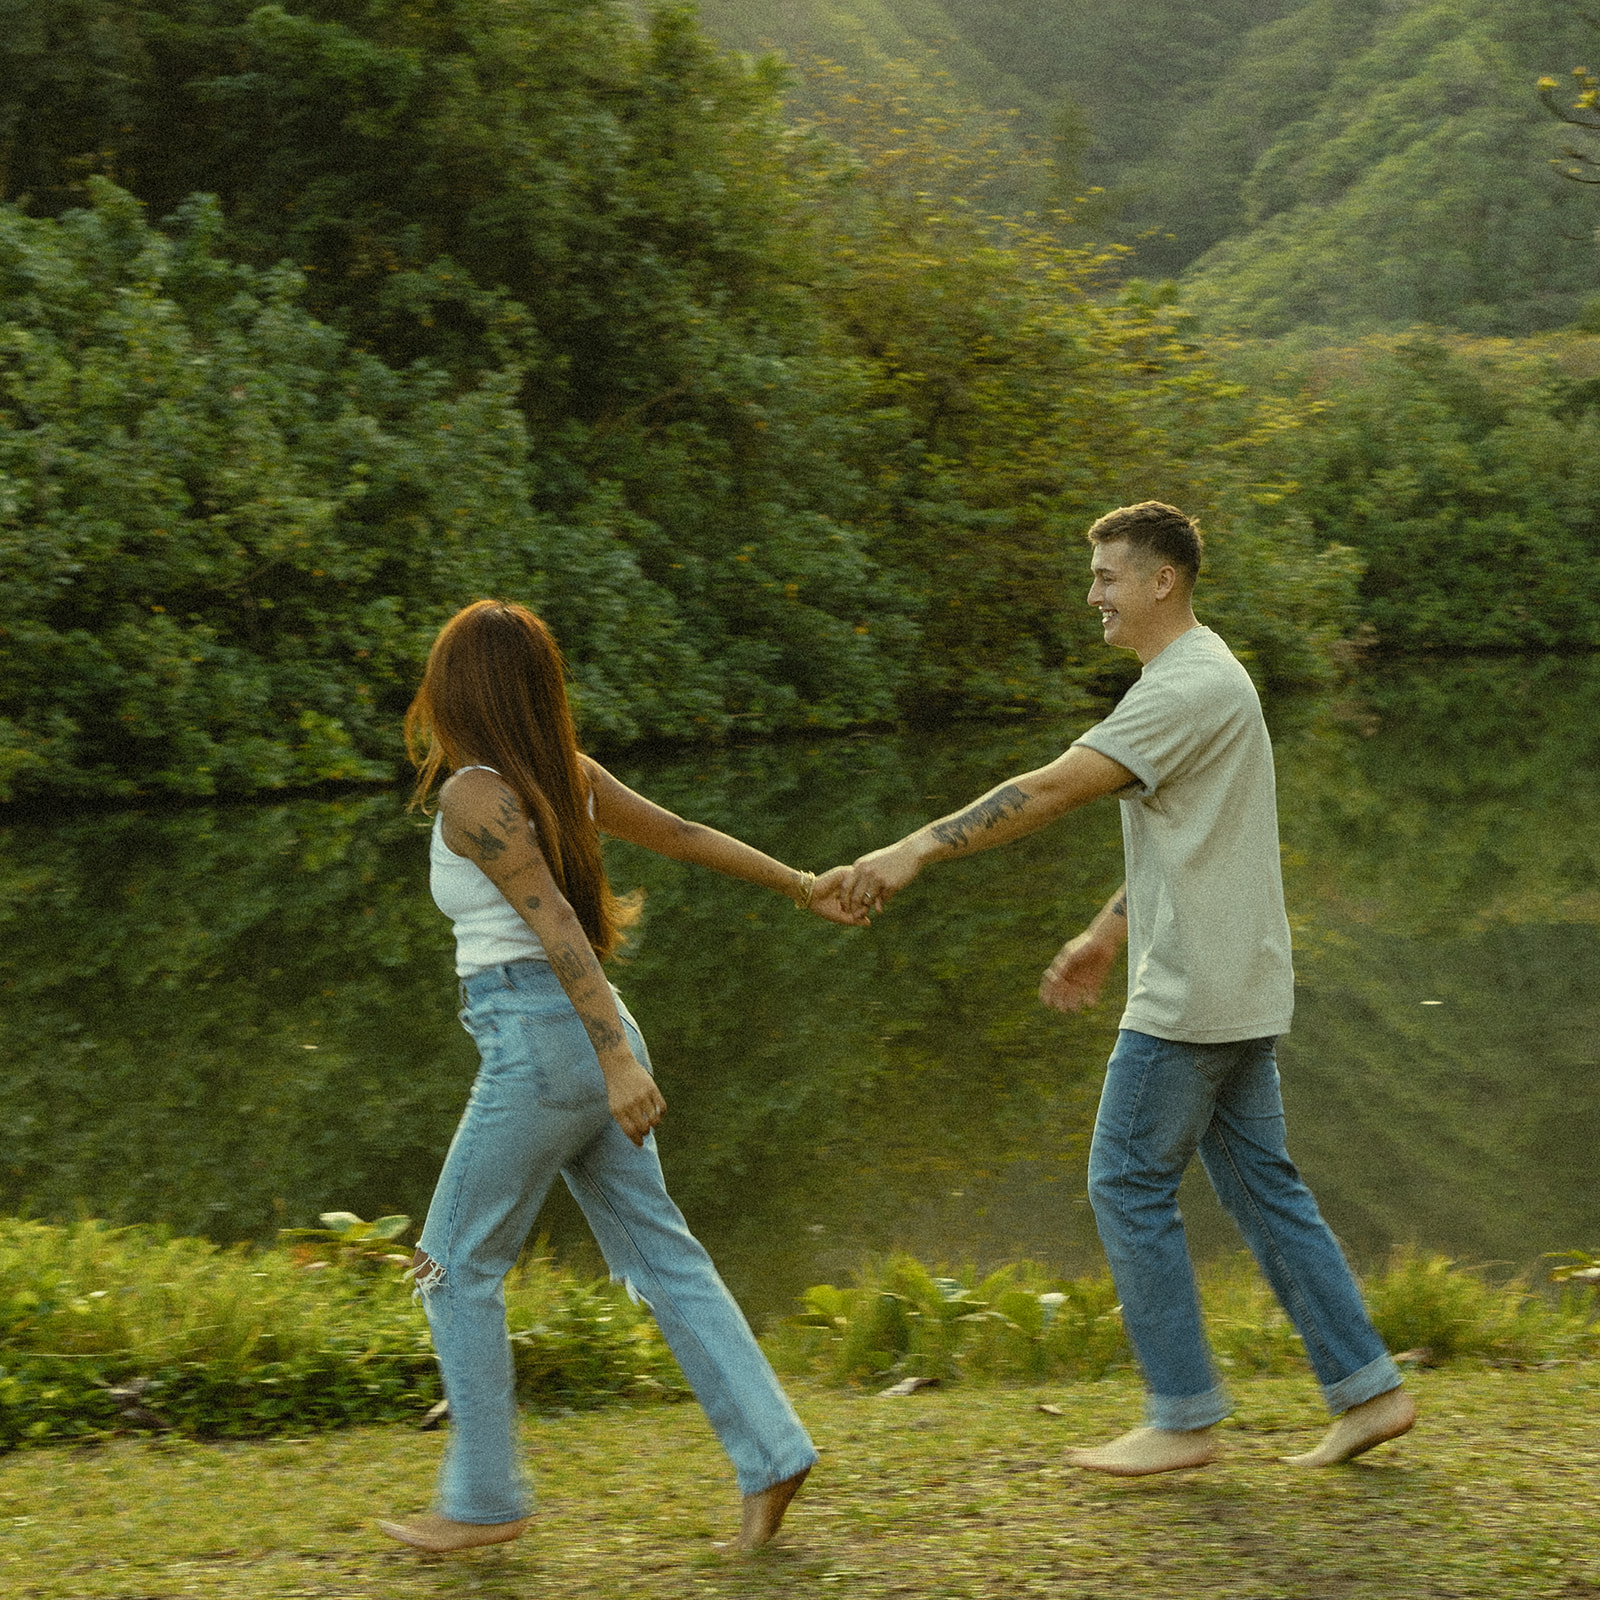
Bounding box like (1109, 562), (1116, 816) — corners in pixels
(1039, 932), (1118, 1014)
(840, 842), (920, 916)
(606, 1059), (666, 1147)
(807, 865), (871, 926)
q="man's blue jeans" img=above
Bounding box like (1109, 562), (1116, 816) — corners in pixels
(416, 960), (817, 1524)
(1087, 1029), (1401, 1432)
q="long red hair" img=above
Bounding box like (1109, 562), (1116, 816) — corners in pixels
(405, 600), (633, 960)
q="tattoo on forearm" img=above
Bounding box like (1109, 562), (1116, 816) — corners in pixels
(462, 824), (507, 863)
(929, 784), (1030, 851)
(547, 942), (590, 986)
(1112, 893), (1127, 918)
(523, 896), (542, 912)
(579, 1011), (626, 1053)
(548, 940), (628, 1057)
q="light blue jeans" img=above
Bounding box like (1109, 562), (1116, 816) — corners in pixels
(416, 960), (817, 1524)
(1087, 1030), (1402, 1432)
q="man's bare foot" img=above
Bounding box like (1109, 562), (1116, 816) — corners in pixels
(376, 1512), (529, 1552)
(1281, 1386), (1416, 1467)
(738, 1467), (810, 1551)
(1066, 1426), (1218, 1477)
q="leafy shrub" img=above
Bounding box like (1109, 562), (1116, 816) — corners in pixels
(0, 1218), (687, 1448)
(767, 1254), (1129, 1386)
(772, 1249), (1600, 1389)
(1361, 1248), (1598, 1365)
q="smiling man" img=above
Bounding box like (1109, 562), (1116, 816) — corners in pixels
(839, 501), (1414, 1475)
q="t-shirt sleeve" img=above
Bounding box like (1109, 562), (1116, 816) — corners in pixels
(1072, 669), (1234, 796)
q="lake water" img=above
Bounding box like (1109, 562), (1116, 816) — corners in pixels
(3, 657), (1597, 1320)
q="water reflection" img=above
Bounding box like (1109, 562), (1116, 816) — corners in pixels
(2, 657), (1597, 1317)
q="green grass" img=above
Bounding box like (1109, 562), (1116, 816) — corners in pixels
(2, 1367), (1599, 1598)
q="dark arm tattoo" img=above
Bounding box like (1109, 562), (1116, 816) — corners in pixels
(576, 1008), (627, 1054)
(928, 784), (1030, 851)
(547, 941), (590, 986)
(1111, 893), (1127, 917)
(523, 895), (542, 912)
(461, 824), (507, 863)
(547, 939), (626, 1051)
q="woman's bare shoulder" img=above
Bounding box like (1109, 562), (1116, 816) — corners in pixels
(440, 765), (520, 825)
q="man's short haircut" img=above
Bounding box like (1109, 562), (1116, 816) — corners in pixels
(1086, 502), (1203, 586)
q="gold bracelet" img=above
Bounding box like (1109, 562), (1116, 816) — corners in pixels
(792, 869), (815, 911)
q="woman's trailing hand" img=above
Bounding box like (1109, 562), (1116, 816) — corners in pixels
(604, 1058), (666, 1147)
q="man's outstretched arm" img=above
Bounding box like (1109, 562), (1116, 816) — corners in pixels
(839, 745), (1134, 913)
(1039, 884), (1128, 1013)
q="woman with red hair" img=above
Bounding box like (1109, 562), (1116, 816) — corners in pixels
(382, 600), (858, 1554)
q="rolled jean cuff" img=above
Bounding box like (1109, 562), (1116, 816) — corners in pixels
(1321, 1352), (1403, 1416)
(1144, 1382), (1232, 1432)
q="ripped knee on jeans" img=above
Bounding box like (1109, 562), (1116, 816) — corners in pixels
(411, 1247), (446, 1297)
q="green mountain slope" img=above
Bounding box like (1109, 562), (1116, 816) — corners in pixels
(696, 0), (1600, 333)
(1173, 0), (1595, 333)
(692, 0), (1299, 223)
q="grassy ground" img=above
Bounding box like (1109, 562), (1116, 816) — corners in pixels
(2, 1367), (1599, 1599)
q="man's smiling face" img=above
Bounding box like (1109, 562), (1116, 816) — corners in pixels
(1087, 537), (1167, 656)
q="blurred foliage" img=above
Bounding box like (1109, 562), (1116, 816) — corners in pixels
(0, 0), (1362, 798)
(1539, 62), (1600, 186)
(0, 1217), (687, 1448)
(1231, 334), (1600, 650)
(692, 0), (1302, 262)
(790, 64), (1355, 713)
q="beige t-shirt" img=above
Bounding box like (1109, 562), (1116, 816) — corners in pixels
(1073, 625), (1294, 1044)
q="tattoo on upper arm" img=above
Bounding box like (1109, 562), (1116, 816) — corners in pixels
(1112, 893), (1127, 918)
(495, 789), (522, 833)
(524, 896), (542, 912)
(461, 824), (507, 863)
(929, 784), (1030, 850)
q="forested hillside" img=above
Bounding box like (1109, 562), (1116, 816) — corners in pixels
(1181, 0), (1597, 333)
(695, 0), (1598, 331)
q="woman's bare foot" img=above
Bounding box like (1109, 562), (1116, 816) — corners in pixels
(738, 1467), (810, 1551)
(1066, 1426), (1218, 1476)
(1281, 1386), (1416, 1467)
(376, 1512), (529, 1552)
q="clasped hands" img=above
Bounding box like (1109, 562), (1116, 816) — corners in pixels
(809, 844), (1112, 1014)
(801, 842), (918, 926)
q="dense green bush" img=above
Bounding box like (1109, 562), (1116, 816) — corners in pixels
(0, 1218), (687, 1447)
(1234, 334), (1600, 651)
(0, 183), (741, 796)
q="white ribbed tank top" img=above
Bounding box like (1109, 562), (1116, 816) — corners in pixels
(429, 765), (594, 978)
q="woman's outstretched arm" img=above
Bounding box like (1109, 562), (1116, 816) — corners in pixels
(583, 758), (866, 926)
(440, 767), (664, 1146)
